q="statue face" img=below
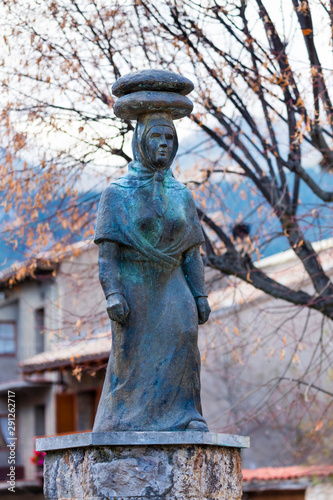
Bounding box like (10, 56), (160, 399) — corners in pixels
(145, 125), (175, 168)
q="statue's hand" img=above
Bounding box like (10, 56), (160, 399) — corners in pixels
(195, 296), (211, 325)
(106, 293), (129, 325)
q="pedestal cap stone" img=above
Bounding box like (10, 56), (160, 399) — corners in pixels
(36, 431), (250, 451)
(112, 69), (194, 97)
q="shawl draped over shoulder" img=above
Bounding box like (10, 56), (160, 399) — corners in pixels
(94, 164), (204, 268)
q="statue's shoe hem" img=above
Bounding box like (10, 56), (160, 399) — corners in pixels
(186, 420), (209, 432)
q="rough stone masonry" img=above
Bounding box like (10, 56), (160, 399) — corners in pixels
(44, 444), (243, 500)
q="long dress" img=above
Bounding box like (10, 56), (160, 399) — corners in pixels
(93, 161), (208, 432)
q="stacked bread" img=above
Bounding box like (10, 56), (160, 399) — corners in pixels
(112, 69), (194, 120)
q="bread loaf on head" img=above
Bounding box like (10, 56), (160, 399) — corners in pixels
(112, 69), (194, 97)
(113, 90), (193, 120)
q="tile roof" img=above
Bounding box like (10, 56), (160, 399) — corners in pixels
(0, 378), (52, 395)
(20, 331), (111, 373)
(242, 465), (333, 482)
(0, 240), (94, 288)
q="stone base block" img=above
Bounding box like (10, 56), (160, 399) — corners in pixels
(44, 444), (243, 499)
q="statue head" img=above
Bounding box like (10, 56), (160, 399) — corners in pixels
(133, 113), (178, 170)
(112, 71), (193, 172)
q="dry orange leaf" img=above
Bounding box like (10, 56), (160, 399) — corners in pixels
(302, 28), (312, 36)
(314, 420), (323, 432)
(292, 353), (300, 363)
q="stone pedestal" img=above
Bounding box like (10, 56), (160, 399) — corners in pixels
(37, 432), (249, 500)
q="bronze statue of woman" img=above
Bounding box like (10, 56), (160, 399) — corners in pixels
(93, 70), (211, 433)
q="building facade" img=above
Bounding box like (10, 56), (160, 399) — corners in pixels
(0, 239), (332, 497)
(0, 242), (107, 490)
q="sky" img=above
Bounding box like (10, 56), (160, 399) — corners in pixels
(1, 0), (332, 179)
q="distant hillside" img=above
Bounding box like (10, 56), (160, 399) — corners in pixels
(0, 191), (99, 271)
(0, 166), (332, 271)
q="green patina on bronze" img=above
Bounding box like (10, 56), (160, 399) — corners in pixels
(93, 70), (211, 432)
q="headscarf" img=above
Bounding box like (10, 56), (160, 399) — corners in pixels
(134, 112), (178, 169)
(113, 113), (183, 216)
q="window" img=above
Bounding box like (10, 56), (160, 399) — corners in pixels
(77, 392), (95, 431)
(35, 405), (45, 437)
(0, 322), (15, 355)
(35, 308), (45, 354)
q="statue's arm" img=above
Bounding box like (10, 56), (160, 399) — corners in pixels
(182, 246), (211, 325)
(98, 241), (129, 325)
